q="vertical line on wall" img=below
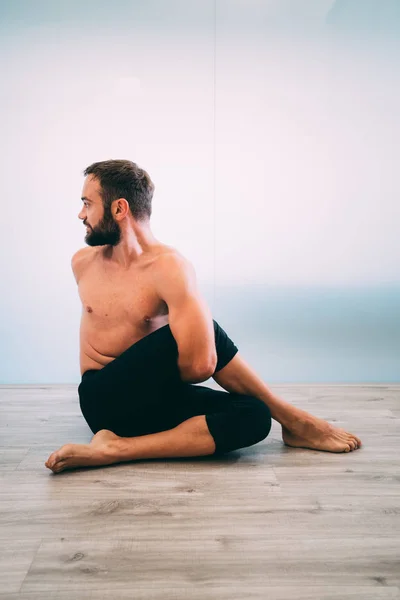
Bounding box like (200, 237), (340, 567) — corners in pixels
(213, 0), (217, 314)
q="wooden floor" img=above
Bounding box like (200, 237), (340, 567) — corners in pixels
(0, 382), (399, 599)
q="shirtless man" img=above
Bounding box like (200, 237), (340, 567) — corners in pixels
(45, 159), (362, 474)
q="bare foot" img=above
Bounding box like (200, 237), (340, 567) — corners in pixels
(45, 430), (122, 474)
(282, 417), (362, 453)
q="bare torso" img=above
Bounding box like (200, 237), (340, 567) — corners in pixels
(76, 243), (176, 376)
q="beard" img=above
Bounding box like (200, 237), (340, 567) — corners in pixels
(85, 207), (121, 247)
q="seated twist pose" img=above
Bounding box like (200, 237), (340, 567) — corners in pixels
(45, 159), (362, 474)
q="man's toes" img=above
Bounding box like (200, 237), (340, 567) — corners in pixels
(347, 432), (362, 448)
(51, 459), (66, 473)
(54, 462), (66, 473)
(47, 451), (62, 469)
(46, 455), (56, 468)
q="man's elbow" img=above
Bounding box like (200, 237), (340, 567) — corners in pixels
(180, 355), (217, 383)
(194, 353), (217, 380)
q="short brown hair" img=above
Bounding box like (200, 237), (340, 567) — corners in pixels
(83, 159), (154, 221)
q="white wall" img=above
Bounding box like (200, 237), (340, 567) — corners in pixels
(0, 0), (399, 383)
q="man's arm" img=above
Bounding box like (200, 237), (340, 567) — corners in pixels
(154, 252), (217, 383)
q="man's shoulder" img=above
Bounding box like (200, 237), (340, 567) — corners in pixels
(72, 246), (97, 262)
(151, 246), (196, 294)
(152, 244), (191, 269)
(71, 246), (98, 283)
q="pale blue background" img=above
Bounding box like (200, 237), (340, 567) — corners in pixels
(0, 0), (399, 384)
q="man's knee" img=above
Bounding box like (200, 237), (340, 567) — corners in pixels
(208, 396), (272, 455)
(245, 397), (272, 444)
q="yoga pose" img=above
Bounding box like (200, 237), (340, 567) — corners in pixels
(45, 160), (362, 474)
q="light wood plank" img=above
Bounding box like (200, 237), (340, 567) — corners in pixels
(0, 540), (41, 594)
(1, 587), (399, 600)
(19, 537), (400, 592)
(0, 384), (399, 597)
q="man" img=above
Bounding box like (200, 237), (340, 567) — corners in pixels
(45, 159), (362, 474)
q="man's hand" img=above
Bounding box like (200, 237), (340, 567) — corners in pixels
(153, 252), (217, 382)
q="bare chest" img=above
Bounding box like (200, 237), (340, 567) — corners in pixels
(78, 257), (169, 366)
(79, 269), (167, 325)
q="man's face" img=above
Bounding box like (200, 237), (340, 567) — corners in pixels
(79, 175), (121, 247)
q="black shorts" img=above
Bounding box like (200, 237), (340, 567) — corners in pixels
(78, 320), (271, 454)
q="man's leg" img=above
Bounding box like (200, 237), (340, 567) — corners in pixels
(45, 415), (216, 474)
(46, 384), (272, 473)
(47, 318), (361, 471)
(213, 352), (316, 429)
(213, 351), (363, 453)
